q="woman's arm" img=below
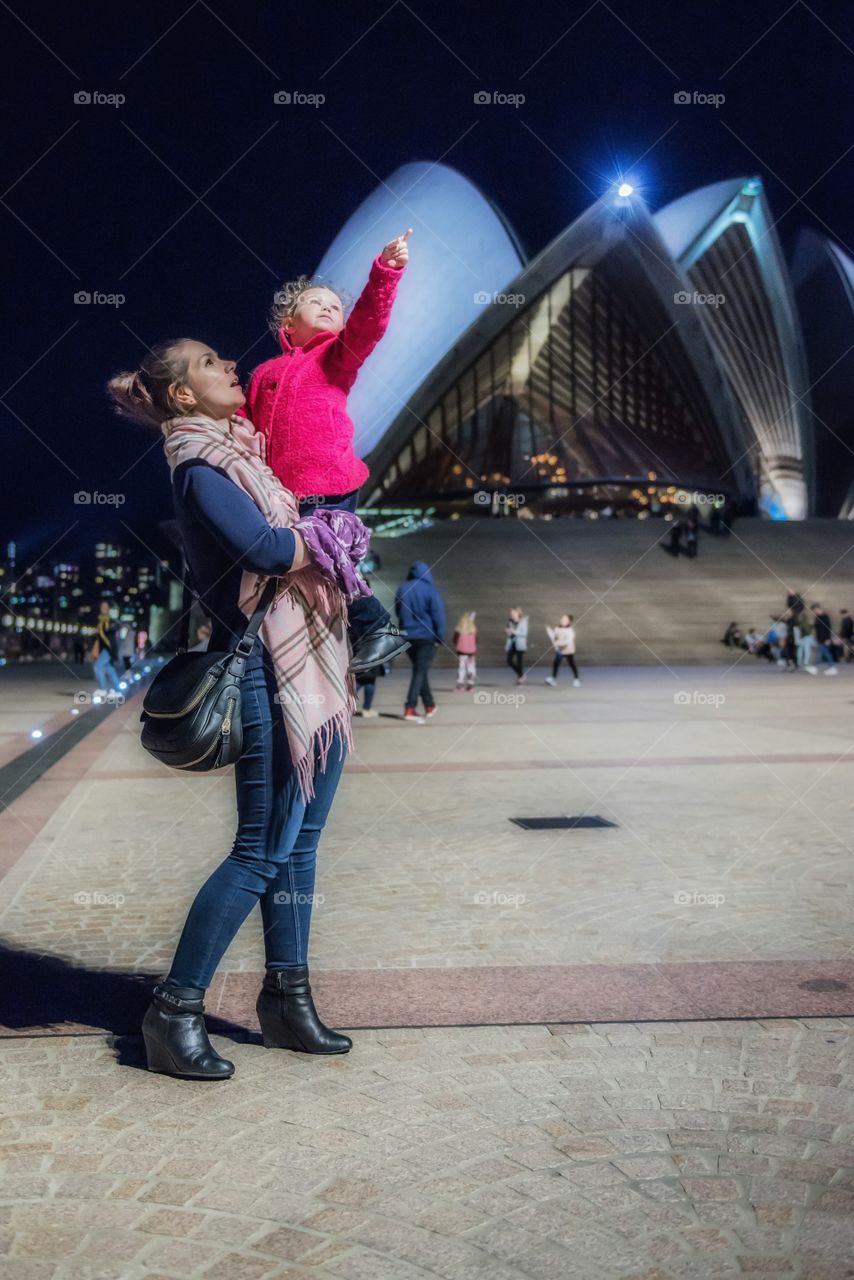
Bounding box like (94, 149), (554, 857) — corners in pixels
(181, 463), (300, 576)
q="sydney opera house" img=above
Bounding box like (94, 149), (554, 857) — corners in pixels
(313, 165), (854, 521)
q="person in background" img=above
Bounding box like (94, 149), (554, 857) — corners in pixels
(544, 614), (581, 687)
(721, 621), (743, 649)
(839, 608), (854, 662)
(90, 602), (123, 694)
(812, 603), (838, 675)
(188, 621), (212, 653)
(685, 507), (699, 559)
(118, 624), (135, 671)
(354, 661), (383, 718)
(796, 614), (815, 672)
(453, 611), (477, 691)
(505, 607), (528, 684)
(395, 561), (446, 722)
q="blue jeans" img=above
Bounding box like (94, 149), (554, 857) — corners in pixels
(93, 650), (123, 692)
(165, 656), (347, 990)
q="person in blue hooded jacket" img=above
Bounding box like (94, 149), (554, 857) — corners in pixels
(394, 561), (446, 721)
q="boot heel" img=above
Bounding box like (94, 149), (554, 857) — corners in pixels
(142, 1032), (179, 1075)
(259, 1022), (303, 1051)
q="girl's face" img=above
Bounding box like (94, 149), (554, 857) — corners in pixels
(559, 614), (571, 626)
(173, 341), (244, 419)
(285, 287), (344, 346)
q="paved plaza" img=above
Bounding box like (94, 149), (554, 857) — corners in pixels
(1, 662), (853, 1277)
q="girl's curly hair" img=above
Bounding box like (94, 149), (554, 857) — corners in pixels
(268, 275), (352, 336)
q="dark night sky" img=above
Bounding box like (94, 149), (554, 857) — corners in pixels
(4, 0), (853, 568)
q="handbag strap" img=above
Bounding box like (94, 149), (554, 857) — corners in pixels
(177, 557), (277, 658)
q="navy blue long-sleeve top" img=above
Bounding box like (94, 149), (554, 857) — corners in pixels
(171, 458), (297, 668)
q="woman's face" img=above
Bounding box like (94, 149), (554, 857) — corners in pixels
(174, 341), (244, 419)
(285, 287), (344, 346)
(509, 608), (520, 621)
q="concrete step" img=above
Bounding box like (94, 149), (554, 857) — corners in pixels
(368, 517), (853, 666)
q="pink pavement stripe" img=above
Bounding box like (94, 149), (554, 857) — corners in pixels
(3, 959), (852, 1037)
(82, 749), (854, 783)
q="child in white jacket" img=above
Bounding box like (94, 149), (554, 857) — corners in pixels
(545, 614), (580, 687)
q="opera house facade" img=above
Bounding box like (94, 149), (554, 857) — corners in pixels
(313, 165), (854, 521)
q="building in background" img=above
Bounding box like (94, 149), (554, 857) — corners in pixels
(307, 165), (853, 520)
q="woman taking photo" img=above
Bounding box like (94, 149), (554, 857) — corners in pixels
(108, 339), (355, 1082)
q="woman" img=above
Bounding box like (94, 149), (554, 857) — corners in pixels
(90, 601), (124, 694)
(107, 339), (355, 1081)
(544, 614), (580, 687)
(505, 607), (528, 684)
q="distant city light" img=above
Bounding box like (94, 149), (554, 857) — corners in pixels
(30, 729), (43, 740)
(617, 182), (634, 198)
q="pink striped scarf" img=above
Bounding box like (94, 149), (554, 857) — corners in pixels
(160, 413), (354, 799)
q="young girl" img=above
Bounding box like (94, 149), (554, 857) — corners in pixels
(545, 614), (581, 687)
(453, 612), (477, 691)
(505, 607), (528, 685)
(245, 230), (413, 675)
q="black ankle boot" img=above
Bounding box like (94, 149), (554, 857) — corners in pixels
(142, 983), (235, 1080)
(256, 966), (352, 1053)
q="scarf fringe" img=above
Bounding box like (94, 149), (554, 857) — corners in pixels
(294, 697), (355, 802)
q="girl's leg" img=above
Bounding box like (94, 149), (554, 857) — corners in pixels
(567, 655), (579, 679)
(92, 651), (107, 690)
(465, 655), (476, 686)
(457, 654), (466, 687)
(551, 653), (561, 679)
(164, 663), (282, 990)
(260, 733), (348, 968)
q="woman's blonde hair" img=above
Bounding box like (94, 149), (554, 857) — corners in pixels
(268, 276), (351, 335)
(455, 612), (477, 634)
(106, 339), (194, 427)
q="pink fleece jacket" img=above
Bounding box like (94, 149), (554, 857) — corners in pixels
(245, 255), (404, 499)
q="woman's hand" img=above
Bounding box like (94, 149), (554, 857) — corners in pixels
(381, 228), (412, 269)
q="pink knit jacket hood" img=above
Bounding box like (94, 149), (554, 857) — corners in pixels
(245, 255), (404, 500)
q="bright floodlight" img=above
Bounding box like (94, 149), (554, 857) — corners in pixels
(617, 182), (634, 198)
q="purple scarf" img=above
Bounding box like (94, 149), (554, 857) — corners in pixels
(295, 508), (372, 601)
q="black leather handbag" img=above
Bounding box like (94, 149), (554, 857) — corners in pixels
(139, 570), (276, 773)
